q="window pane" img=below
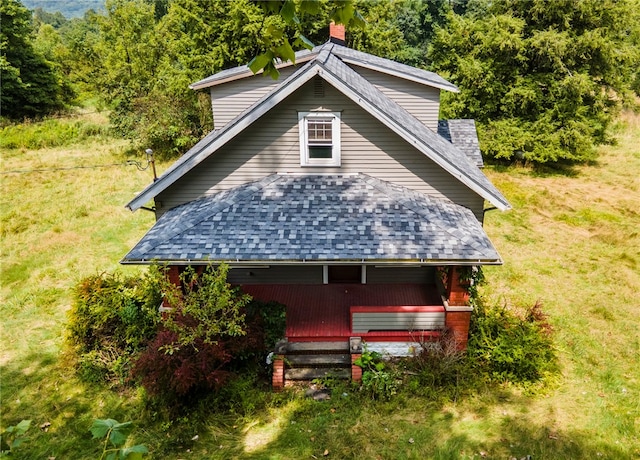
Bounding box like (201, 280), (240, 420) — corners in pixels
(308, 118), (333, 144)
(308, 146), (333, 158)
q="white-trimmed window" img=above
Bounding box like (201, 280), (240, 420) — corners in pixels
(298, 111), (341, 166)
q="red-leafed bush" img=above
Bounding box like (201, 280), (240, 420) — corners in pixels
(132, 264), (259, 406)
(133, 329), (234, 398)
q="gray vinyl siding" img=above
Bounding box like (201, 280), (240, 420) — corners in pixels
(352, 311), (445, 332)
(157, 79), (484, 219)
(366, 266), (435, 284)
(211, 67), (298, 130)
(351, 66), (441, 132)
(226, 265), (322, 284)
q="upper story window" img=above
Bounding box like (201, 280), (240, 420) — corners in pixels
(298, 111), (341, 167)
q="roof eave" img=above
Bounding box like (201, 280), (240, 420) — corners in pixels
(120, 258), (503, 266)
(315, 64), (510, 211)
(340, 58), (460, 93)
(126, 63), (324, 212)
(189, 51), (320, 90)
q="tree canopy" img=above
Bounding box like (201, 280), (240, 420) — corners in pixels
(1, 0), (73, 119)
(429, 0), (640, 163)
(6, 0), (640, 164)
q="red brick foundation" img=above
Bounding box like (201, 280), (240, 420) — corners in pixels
(272, 355), (285, 391)
(351, 354), (362, 383)
(445, 310), (472, 351)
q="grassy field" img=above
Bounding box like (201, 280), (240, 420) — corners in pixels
(1, 110), (639, 459)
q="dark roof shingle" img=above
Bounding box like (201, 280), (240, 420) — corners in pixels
(438, 119), (483, 168)
(123, 174), (501, 264)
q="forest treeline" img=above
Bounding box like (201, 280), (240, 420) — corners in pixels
(2, 0), (639, 164)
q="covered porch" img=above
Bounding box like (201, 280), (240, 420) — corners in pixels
(241, 283), (445, 343)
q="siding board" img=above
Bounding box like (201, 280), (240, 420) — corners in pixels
(158, 79), (484, 219)
(352, 311), (446, 332)
(352, 67), (441, 132)
(211, 67), (297, 130)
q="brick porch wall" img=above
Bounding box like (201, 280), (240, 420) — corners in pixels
(445, 267), (472, 351)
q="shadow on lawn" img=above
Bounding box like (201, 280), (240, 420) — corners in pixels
(226, 386), (633, 460)
(0, 350), (131, 459)
(489, 162), (581, 178)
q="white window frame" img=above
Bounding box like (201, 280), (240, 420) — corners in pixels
(298, 111), (341, 167)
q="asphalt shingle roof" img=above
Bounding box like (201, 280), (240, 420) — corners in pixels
(123, 174), (501, 264)
(438, 120), (484, 168)
(190, 42), (458, 92)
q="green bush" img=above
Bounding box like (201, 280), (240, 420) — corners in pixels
(132, 264), (257, 409)
(408, 331), (474, 398)
(246, 299), (286, 352)
(468, 301), (557, 384)
(355, 349), (400, 400)
(68, 268), (163, 385)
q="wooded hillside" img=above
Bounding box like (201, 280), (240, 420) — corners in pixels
(2, 0), (639, 164)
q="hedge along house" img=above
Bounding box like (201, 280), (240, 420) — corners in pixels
(122, 25), (510, 389)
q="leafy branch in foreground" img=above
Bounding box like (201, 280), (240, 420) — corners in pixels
(250, 0), (366, 79)
(90, 419), (148, 460)
(0, 420), (32, 455)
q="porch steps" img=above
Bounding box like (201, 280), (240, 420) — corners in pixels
(282, 341), (352, 381)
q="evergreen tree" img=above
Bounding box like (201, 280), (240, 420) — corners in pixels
(429, 0), (640, 164)
(1, 0), (71, 119)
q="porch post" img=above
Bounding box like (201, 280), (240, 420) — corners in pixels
(446, 267), (470, 306)
(167, 265), (181, 287)
(350, 337), (363, 383)
(445, 267), (473, 351)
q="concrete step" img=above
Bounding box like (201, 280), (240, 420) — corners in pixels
(285, 341), (349, 354)
(285, 368), (351, 380)
(287, 354), (351, 366)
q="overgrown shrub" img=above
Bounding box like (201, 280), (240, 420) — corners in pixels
(68, 268), (163, 385)
(406, 269), (556, 395)
(468, 300), (557, 383)
(132, 264), (255, 408)
(355, 349), (400, 400)
(408, 330), (473, 397)
(244, 299), (286, 354)
(133, 329), (237, 402)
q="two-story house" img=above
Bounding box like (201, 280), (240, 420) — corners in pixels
(122, 25), (510, 388)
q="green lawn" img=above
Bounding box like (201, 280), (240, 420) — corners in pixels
(1, 111), (639, 459)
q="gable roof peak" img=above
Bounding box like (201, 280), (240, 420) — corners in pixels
(126, 51), (510, 213)
(189, 41), (458, 93)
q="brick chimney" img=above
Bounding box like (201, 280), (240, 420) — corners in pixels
(329, 22), (346, 45)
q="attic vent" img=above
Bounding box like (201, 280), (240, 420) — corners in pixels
(313, 76), (325, 98)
